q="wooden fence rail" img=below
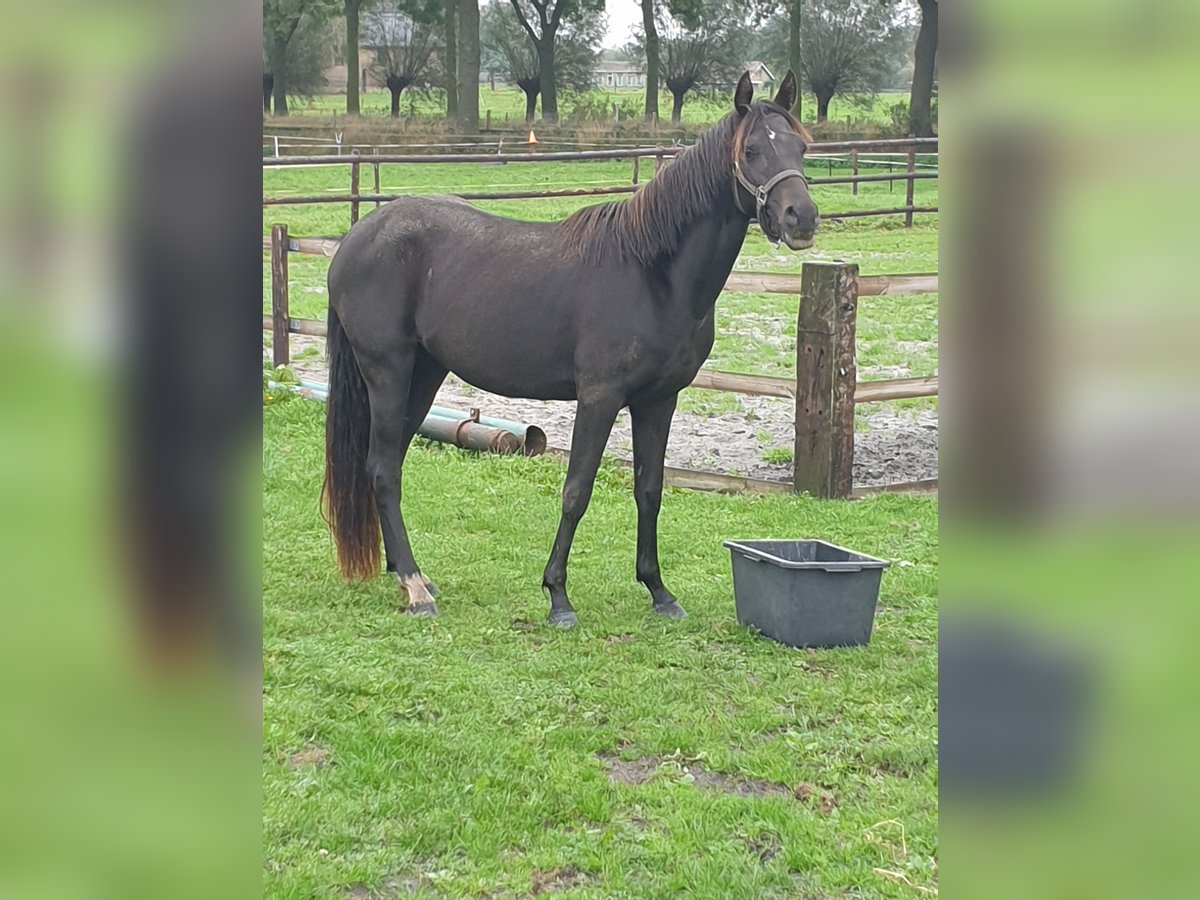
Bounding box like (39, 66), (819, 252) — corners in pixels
(263, 136), (938, 229)
(265, 232), (937, 497)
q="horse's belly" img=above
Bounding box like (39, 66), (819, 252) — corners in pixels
(447, 357), (576, 402)
(421, 312), (578, 401)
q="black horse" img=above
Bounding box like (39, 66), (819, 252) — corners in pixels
(323, 71), (819, 626)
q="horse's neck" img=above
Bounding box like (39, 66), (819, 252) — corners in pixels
(664, 190), (749, 318)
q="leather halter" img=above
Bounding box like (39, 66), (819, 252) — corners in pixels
(732, 162), (808, 226)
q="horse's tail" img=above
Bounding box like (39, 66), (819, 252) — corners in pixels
(321, 305), (381, 580)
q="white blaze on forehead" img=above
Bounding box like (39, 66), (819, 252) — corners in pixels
(767, 126), (777, 140)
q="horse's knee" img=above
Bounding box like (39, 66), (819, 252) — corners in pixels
(634, 486), (661, 516)
(561, 481), (592, 519)
(367, 455), (397, 497)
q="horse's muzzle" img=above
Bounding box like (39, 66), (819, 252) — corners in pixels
(782, 203), (819, 251)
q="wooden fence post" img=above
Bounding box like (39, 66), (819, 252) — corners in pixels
(654, 147), (664, 175)
(631, 154), (639, 185)
(270, 224), (290, 369)
(350, 157), (361, 225)
(905, 139), (916, 227)
(373, 160), (381, 209)
(794, 261), (859, 499)
(851, 149), (858, 196)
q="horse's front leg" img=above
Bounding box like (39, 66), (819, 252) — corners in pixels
(630, 395), (686, 618)
(542, 392), (622, 627)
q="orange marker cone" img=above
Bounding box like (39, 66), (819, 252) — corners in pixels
(526, 130), (538, 145)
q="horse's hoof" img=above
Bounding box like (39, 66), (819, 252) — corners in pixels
(653, 600), (688, 619)
(408, 601), (439, 617)
(548, 609), (578, 628)
(423, 579), (439, 598)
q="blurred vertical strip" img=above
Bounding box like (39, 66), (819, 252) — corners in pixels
(944, 0), (1200, 896)
(0, 1), (262, 897)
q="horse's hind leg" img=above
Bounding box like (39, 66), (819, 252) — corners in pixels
(630, 395), (686, 618)
(362, 345), (445, 615)
(396, 349), (448, 600)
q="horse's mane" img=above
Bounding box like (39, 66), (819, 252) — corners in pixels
(559, 102), (808, 267)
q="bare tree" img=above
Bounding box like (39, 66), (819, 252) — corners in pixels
(506, 0), (605, 123)
(345, 0), (364, 113)
(458, 0), (481, 130)
(641, 0), (660, 122)
(365, 6), (441, 116)
(481, 3), (541, 122)
(482, 1), (601, 123)
(797, 0), (912, 123)
(633, 1), (746, 123)
(444, 0), (459, 116)
(908, 0), (936, 136)
(264, 0), (339, 115)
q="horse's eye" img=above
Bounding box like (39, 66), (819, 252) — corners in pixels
(744, 146), (758, 160)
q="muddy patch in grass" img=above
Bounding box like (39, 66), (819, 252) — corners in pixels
(597, 751), (659, 785)
(287, 745), (331, 769)
(794, 782), (839, 814)
(530, 866), (589, 894)
(746, 833), (782, 863)
(685, 764), (792, 798)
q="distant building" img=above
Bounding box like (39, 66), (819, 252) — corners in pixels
(591, 56), (777, 93)
(743, 61), (775, 94)
(593, 56), (644, 89)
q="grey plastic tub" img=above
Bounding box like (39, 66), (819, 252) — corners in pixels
(724, 539), (890, 648)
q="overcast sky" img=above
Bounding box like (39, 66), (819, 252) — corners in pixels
(603, 2), (643, 49)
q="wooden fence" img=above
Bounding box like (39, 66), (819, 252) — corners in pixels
(263, 137), (938, 230)
(264, 226), (937, 499)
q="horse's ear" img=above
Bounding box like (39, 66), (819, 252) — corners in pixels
(734, 71), (753, 116)
(773, 70), (798, 113)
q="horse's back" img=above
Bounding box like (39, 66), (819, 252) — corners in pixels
(329, 198), (611, 398)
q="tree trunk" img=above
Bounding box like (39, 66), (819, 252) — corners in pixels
(538, 35), (558, 123)
(788, 0), (801, 118)
(641, 0), (658, 122)
(271, 35), (289, 116)
(909, 0), (938, 136)
(671, 89), (685, 123)
(444, 0), (458, 117)
(522, 87), (539, 124)
(345, 0), (361, 114)
(816, 90), (831, 123)
(390, 86), (402, 117)
(263, 73), (273, 114)
(456, 0), (480, 131)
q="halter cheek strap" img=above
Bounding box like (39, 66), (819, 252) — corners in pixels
(732, 164), (808, 225)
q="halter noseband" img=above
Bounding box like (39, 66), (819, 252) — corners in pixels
(732, 162), (807, 226)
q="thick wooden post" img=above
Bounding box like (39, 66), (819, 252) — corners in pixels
(905, 140), (916, 227)
(794, 261), (859, 499)
(373, 161), (381, 209)
(631, 155), (639, 185)
(350, 158), (361, 225)
(270, 224), (290, 368)
(851, 149), (858, 196)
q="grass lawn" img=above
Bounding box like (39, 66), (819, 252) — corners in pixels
(263, 397), (938, 898)
(280, 87), (911, 132)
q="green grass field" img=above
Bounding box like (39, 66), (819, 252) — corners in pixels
(263, 396), (938, 898)
(280, 86), (911, 131)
